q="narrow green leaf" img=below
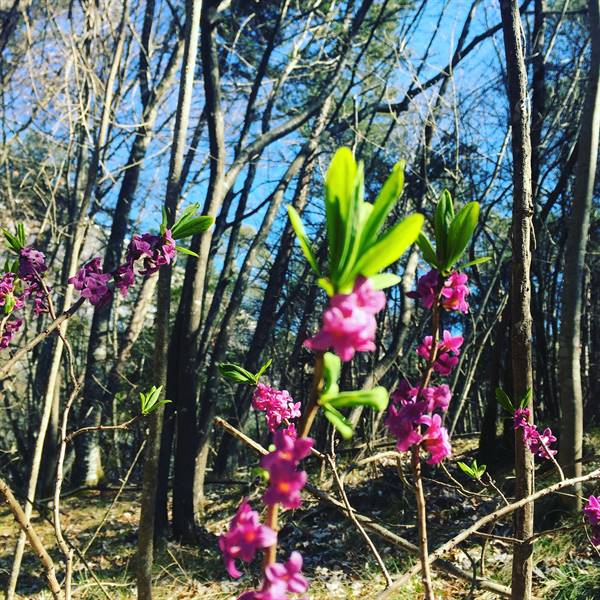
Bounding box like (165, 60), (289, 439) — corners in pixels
(218, 363), (257, 385)
(460, 256), (492, 269)
(368, 273), (402, 290)
(325, 148), (357, 278)
(287, 205), (320, 276)
(317, 277), (335, 297)
(337, 160), (364, 280)
(457, 461), (475, 478)
(321, 386), (389, 412)
(416, 233), (439, 268)
(519, 388), (532, 409)
(322, 352), (341, 396)
(323, 405), (353, 440)
(255, 358), (273, 381)
(175, 246), (199, 257)
(360, 160), (405, 251)
(352, 213), (424, 277)
(445, 202), (480, 269)
(172, 216), (214, 239)
(495, 387), (514, 413)
(434, 189), (454, 262)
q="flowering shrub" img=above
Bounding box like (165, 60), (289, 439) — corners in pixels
(512, 407), (557, 459)
(584, 495), (600, 547)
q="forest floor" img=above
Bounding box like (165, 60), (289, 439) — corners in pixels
(1, 431), (600, 600)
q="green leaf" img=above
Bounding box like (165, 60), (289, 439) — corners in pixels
(2, 229), (23, 253)
(368, 273), (402, 290)
(434, 190), (454, 262)
(317, 277), (335, 297)
(445, 202), (480, 269)
(459, 256), (492, 269)
(337, 160), (364, 281)
(352, 213), (424, 277)
(325, 148), (357, 279)
(140, 385), (169, 415)
(457, 461), (475, 478)
(172, 216), (214, 239)
(218, 363), (257, 385)
(519, 388), (532, 409)
(255, 358), (272, 381)
(495, 387), (514, 413)
(322, 352), (341, 396)
(323, 405), (353, 440)
(175, 245), (199, 257)
(416, 233), (439, 268)
(4, 293), (16, 314)
(287, 205), (320, 276)
(360, 160), (405, 251)
(321, 386), (389, 412)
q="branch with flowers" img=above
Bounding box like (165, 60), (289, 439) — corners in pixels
(0, 206), (213, 600)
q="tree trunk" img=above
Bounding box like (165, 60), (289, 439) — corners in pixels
(558, 0), (600, 510)
(136, 0), (202, 596)
(500, 1), (535, 598)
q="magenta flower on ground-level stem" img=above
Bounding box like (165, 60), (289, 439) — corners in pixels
(304, 276), (385, 362)
(433, 352), (459, 376)
(513, 408), (530, 430)
(218, 500), (277, 579)
(113, 262), (136, 296)
(513, 408), (558, 459)
(441, 271), (470, 313)
(422, 384), (452, 413)
(584, 496), (600, 547)
(252, 384), (301, 432)
(421, 414), (452, 464)
(68, 257), (112, 306)
(265, 551), (309, 595)
(439, 330), (463, 354)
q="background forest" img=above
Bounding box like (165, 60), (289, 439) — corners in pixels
(0, 0), (599, 598)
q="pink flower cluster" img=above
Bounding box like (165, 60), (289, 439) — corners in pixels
(409, 269), (470, 314)
(238, 552), (309, 600)
(261, 429), (313, 509)
(416, 330), (463, 376)
(304, 276), (385, 362)
(584, 495), (600, 547)
(220, 429), (312, 599)
(69, 230), (176, 306)
(512, 408), (557, 459)
(0, 247), (51, 349)
(385, 380), (452, 464)
(252, 384), (301, 432)
(219, 500), (276, 578)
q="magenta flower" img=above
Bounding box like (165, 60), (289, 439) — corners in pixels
(252, 384), (301, 432)
(527, 426), (557, 459)
(19, 247), (47, 281)
(433, 352), (459, 376)
(439, 330), (463, 354)
(422, 384), (451, 413)
(584, 496), (600, 547)
(416, 336), (434, 360)
(265, 551), (309, 595)
(584, 495), (600, 526)
(69, 257), (112, 306)
(407, 269), (440, 309)
(513, 408), (531, 430)
(0, 273), (19, 311)
(218, 500), (277, 579)
(139, 229), (177, 275)
(441, 271), (470, 313)
(421, 414), (452, 464)
(0, 316), (23, 349)
(262, 461), (307, 509)
(304, 276), (384, 362)
(113, 262), (136, 296)
(261, 429), (313, 470)
(385, 386), (429, 452)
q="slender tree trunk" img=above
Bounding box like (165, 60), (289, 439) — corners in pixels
(558, 0), (600, 510)
(136, 0), (202, 597)
(500, 1), (535, 597)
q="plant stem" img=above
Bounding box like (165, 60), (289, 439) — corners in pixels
(263, 504), (279, 567)
(298, 351), (325, 438)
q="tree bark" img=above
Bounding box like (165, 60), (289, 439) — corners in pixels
(136, 0), (202, 597)
(500, 1), (535, 598)
(558, 0), (600, 510)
